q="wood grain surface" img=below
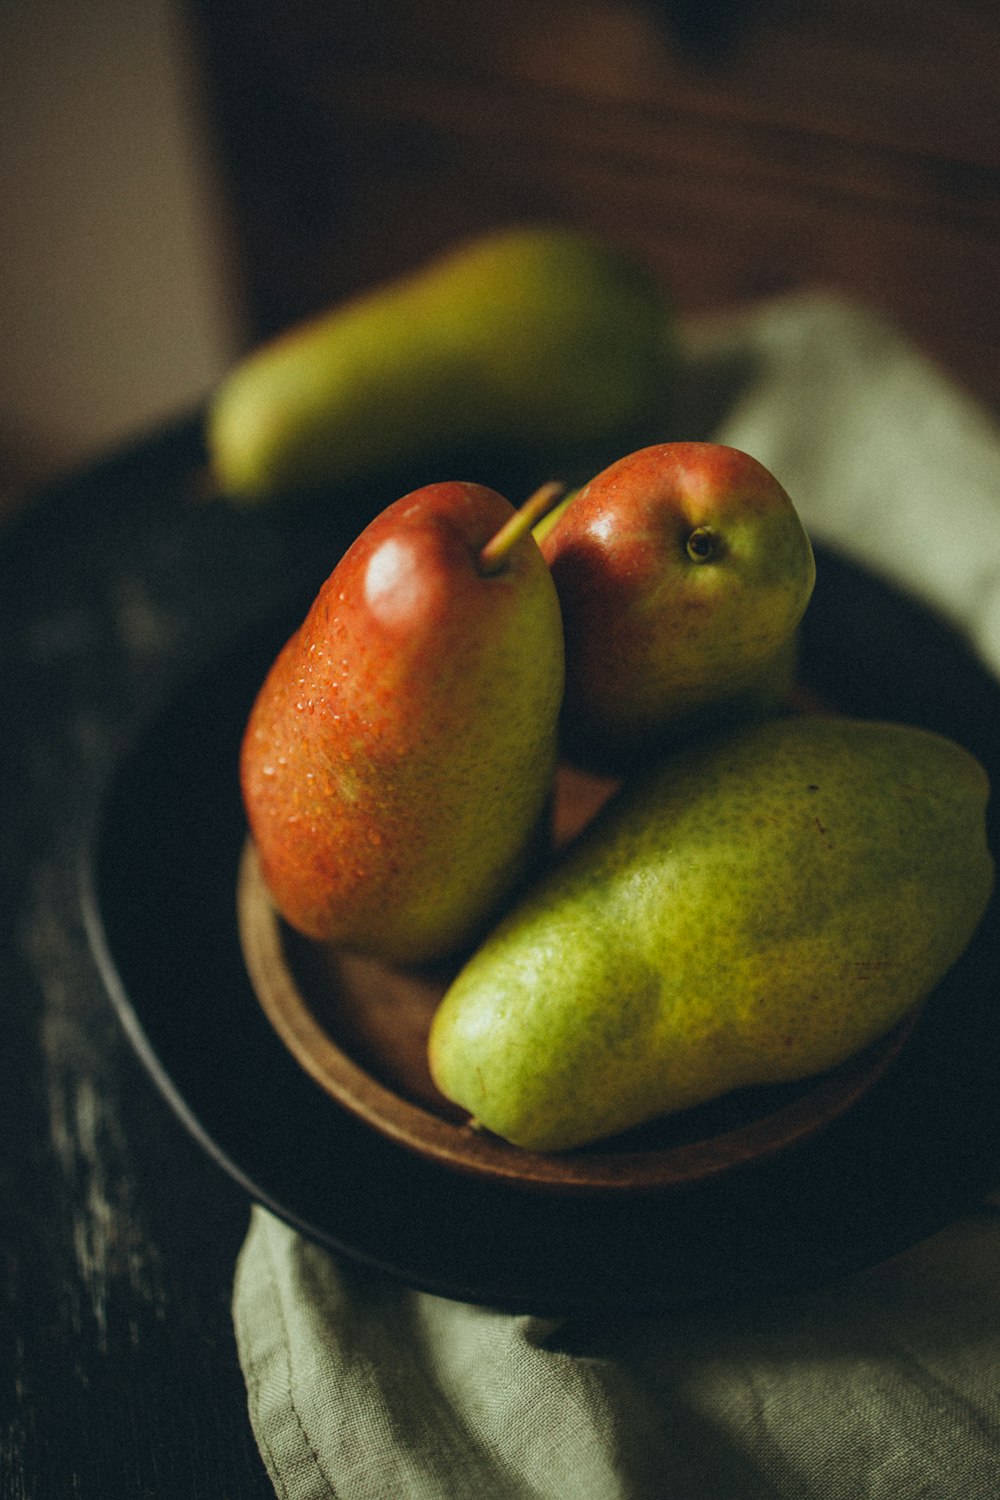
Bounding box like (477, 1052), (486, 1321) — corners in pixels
(186, 0), (1000, 408)
(0, 427), (297, 1499)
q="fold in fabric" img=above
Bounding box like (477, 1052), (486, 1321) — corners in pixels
(234, 1208), (667, 1500)
(235, 1204), (1000, 1500)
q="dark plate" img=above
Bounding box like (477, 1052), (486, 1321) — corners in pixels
(81, 545), (1000, 1313)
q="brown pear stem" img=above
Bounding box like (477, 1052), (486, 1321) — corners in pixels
(479, 481), (567, 575)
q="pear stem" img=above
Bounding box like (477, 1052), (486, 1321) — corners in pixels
(479, 481), (567, 575)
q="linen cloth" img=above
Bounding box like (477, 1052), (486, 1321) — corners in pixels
(233, 293), (1000, 1500)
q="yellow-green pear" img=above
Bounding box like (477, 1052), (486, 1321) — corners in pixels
(429, 716), (994, 1151)
(207, 226), (673, 502)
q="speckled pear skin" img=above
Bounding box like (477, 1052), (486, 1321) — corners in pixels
(539, 443), (816, 771)
(240, 481), (564, 967)
(428, 716), (994, 1152)
(207, 226), (673, 502)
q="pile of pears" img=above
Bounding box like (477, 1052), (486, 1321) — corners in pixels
(241, 437), (995, 1154)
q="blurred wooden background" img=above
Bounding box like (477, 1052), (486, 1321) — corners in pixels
(185, 0), (1000, 412)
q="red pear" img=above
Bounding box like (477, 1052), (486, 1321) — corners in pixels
(539, 442), (816, 770)
(241, 481), (565, 965)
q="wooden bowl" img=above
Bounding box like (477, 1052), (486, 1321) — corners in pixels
(236, 762), (921, 1195)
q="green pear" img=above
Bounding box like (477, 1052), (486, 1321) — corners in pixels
(207, 226), (673, 502)
(240, 480), (564, 966)
(538, 442), (816, 770)
(429, 716), (994, 1151)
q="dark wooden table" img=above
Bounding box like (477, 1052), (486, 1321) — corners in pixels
(186, 0), (1000, 412)
(0, 423), (326, 1499)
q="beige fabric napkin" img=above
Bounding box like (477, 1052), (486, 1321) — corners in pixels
(236, 1203), (1000, 1499)
(233, 292), (1000, 1500)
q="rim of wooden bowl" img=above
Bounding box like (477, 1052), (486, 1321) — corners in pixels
(236, 838), (920, 1196)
